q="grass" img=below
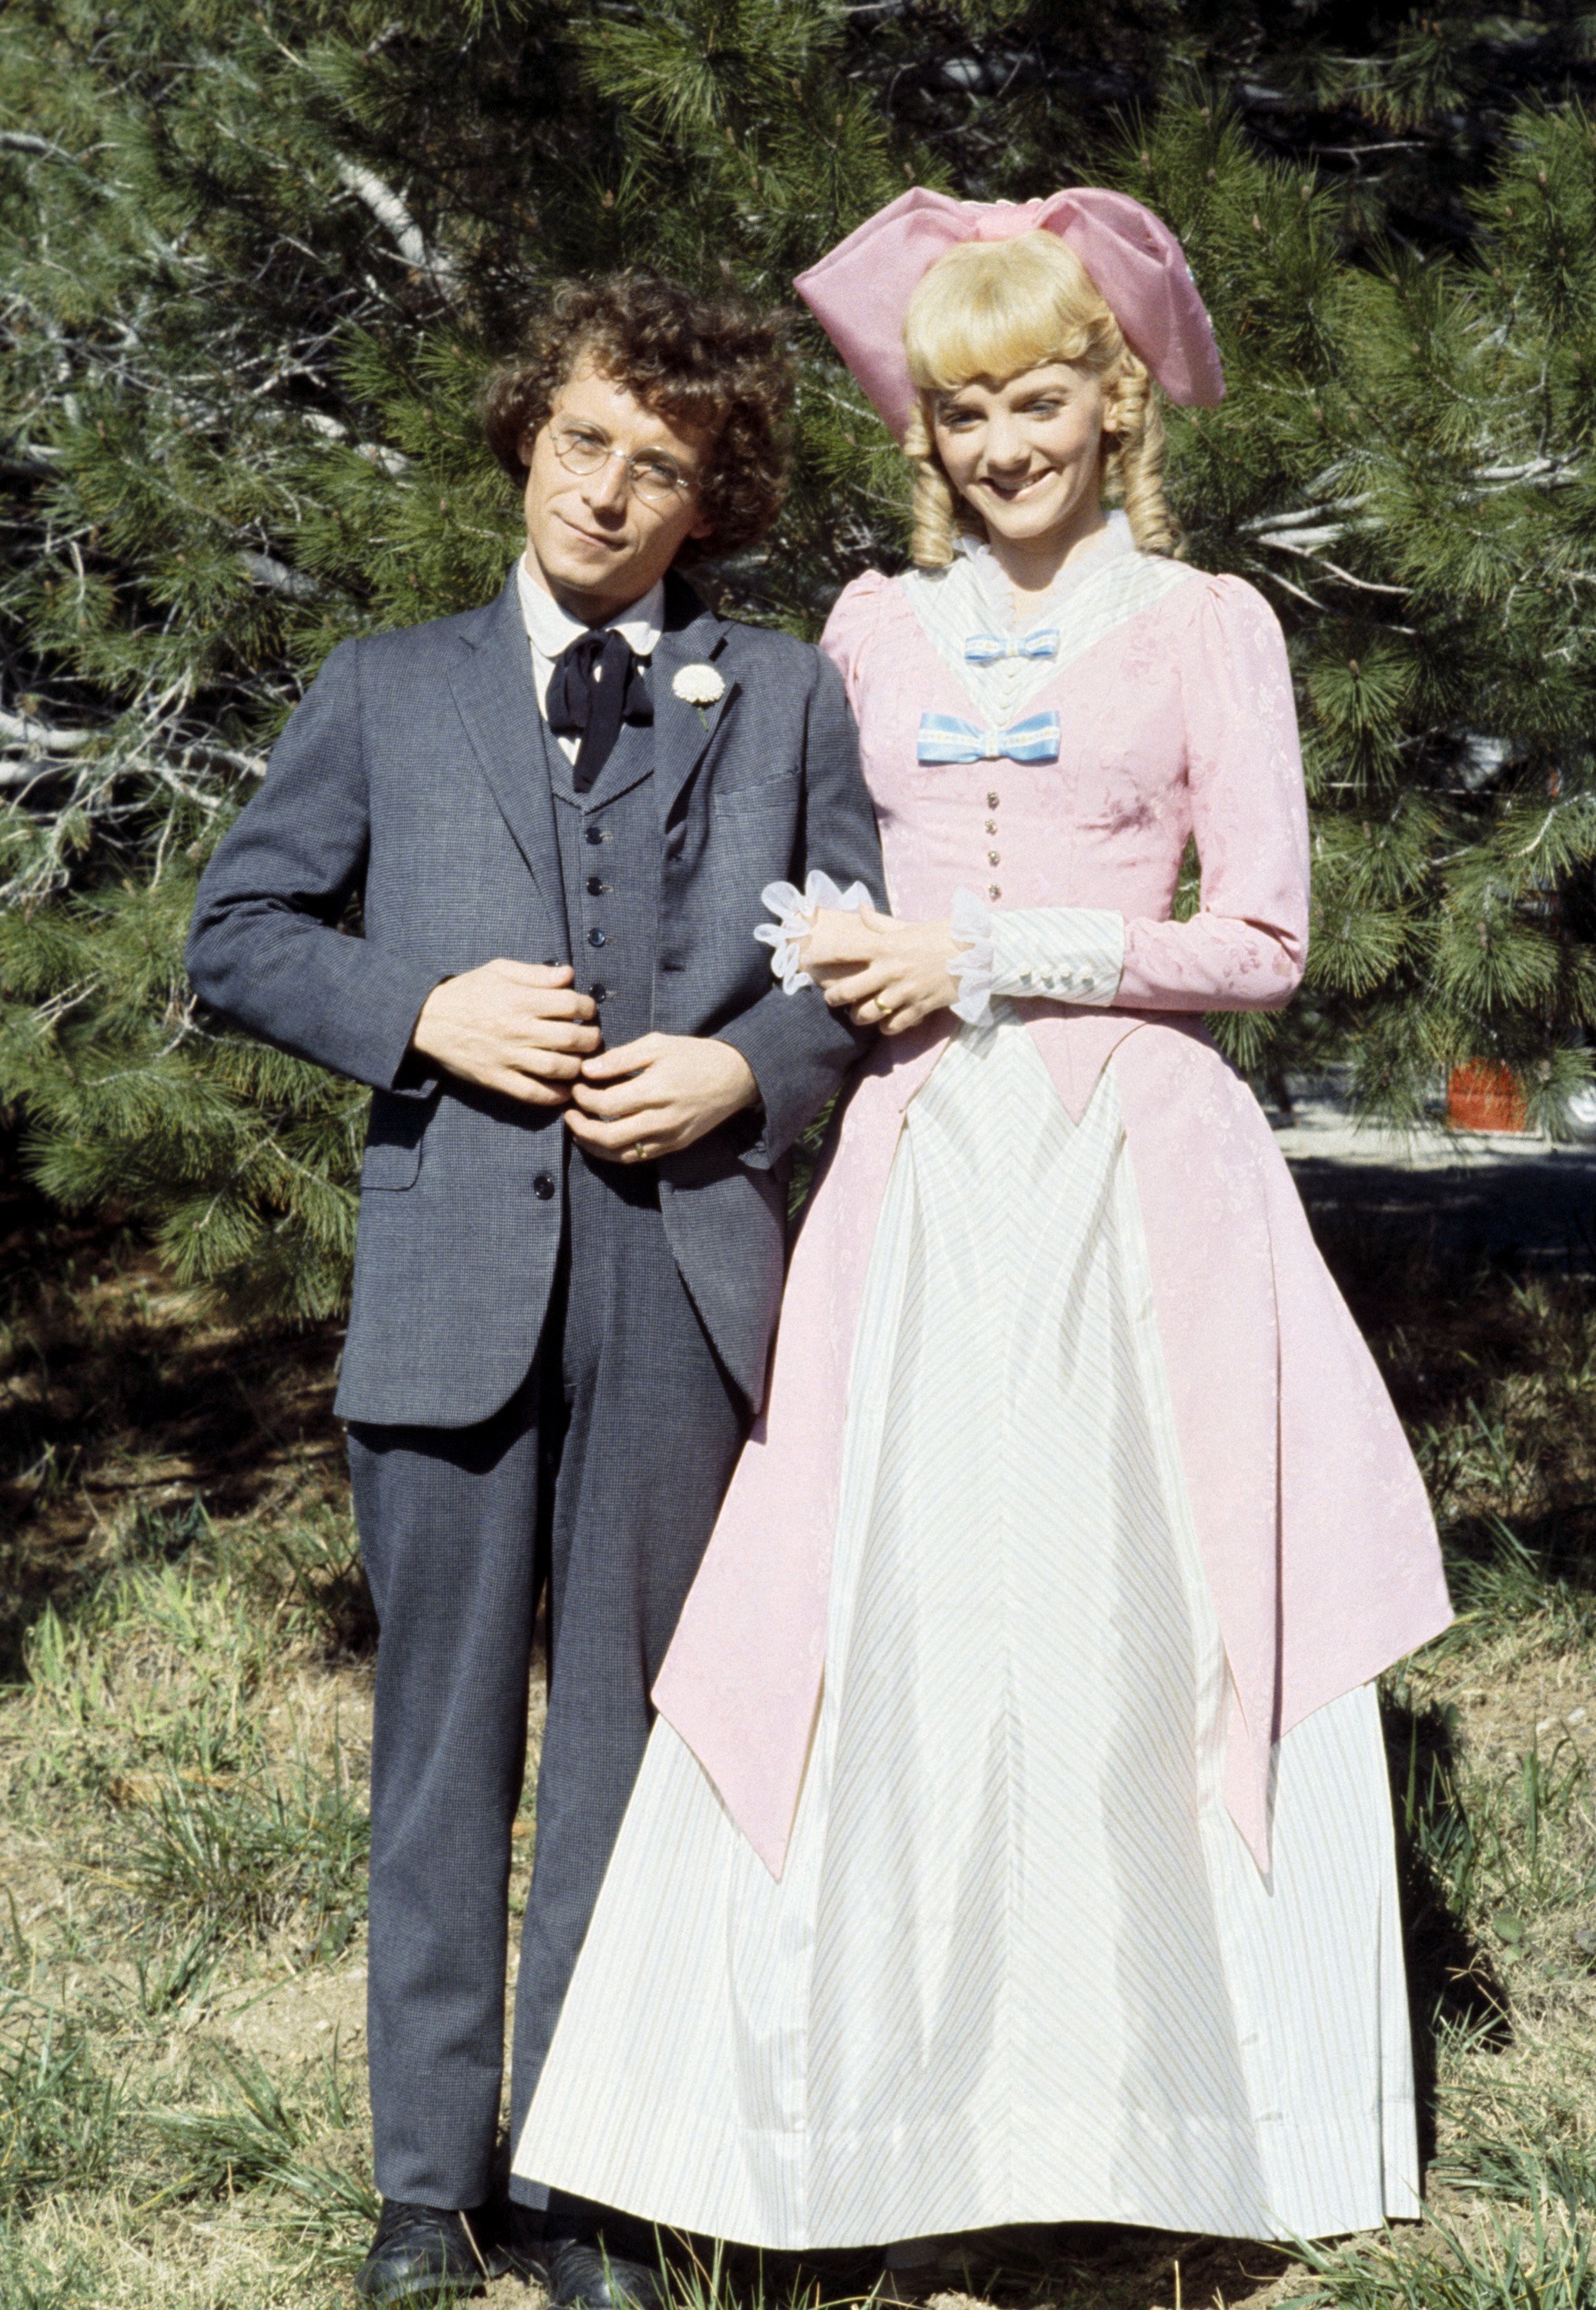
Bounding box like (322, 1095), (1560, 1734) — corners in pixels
(1291, 2205), (1595, 2310)
(2, 1169), (1596, 2306)
(0, 2000), (128, 2216)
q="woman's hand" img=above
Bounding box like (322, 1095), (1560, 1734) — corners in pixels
(798, 904), (965, 1036)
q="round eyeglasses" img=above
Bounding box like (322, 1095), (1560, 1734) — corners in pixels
(550, 424), (694, 511)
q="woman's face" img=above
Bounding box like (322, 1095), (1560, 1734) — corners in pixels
(932, 360), (1108, 549)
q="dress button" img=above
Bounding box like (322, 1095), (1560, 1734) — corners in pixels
(584, 825), (607, 846)
(986, 791), (1001, 808)
(987, 850), (1000, 865)
(989, 884), (1002, 900)
(985, 819), (998, 834)
(585, 875), (607, 896)
(587, 926), (606, 947)
(533, 1173), (556, 1200)
(591, 982), (608, 1003)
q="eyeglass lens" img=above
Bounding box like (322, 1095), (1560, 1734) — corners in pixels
(553, 427), (684, 506)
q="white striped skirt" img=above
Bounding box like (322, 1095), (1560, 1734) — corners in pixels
(513, 1014), (1419, 2248)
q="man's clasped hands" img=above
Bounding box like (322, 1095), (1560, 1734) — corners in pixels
(408, 904), (962, 1162)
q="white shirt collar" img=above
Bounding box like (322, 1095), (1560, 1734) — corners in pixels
(514, 554), (665, 664)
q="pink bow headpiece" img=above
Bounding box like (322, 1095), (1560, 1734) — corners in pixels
(795, 186), (1225, 440)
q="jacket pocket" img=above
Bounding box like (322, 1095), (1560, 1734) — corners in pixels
(361, 1093), (428, 1191)
(361, 1142), (422, 1190)
(713, 775), (799, 812)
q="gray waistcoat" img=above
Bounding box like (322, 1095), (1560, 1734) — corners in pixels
(535, 710), (659, 1053)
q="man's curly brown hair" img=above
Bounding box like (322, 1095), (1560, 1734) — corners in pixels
(483, 273), (793, 566)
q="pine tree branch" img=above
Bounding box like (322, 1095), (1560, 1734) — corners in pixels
(1256, 523), (1354, 550)
(333, 158), (459, 292)
(1258, 537), (1410, 595)
(0, 705), (97, 756)
(236, 551), (319, 601)
(1243, 501), (1367, 538)
(1472, 454), (1580, 490)
(296, 409), (410, 474)
(1266, 571), (1329, 612)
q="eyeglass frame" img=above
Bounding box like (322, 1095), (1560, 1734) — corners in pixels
(546, 420), (699, 511)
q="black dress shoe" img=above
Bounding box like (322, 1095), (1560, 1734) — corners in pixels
(547, 2234), (664, 2310)
(354, 2199), (499, 2302)
(483, 2195), (550, 2284)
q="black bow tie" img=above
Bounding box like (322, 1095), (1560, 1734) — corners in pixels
(545, 628), (654, 792)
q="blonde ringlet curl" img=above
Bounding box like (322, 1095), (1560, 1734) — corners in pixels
(901, 229), (1179, 568)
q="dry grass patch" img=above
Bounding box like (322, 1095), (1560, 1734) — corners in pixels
(3, 1181), (1596, 2305)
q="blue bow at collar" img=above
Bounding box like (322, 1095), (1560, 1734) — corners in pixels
(963, 628), (1060, 665)
(918, 710), (1060, 765)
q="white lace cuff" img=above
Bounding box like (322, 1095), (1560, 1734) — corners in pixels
(947, 892), (1125, 1024)
(947, 887), (996, 1025)
(755, 871), (874, 995)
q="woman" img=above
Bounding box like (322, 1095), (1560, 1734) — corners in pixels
(514, 189), (1453, 2268)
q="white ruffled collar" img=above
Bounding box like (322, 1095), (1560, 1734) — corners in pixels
(955, 511), (1135, 638)
(898, 511), (1186, 727)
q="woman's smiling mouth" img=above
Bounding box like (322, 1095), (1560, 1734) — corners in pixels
(977, 471), (1055, 501)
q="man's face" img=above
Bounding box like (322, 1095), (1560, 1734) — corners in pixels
(520, 358), (716, 621)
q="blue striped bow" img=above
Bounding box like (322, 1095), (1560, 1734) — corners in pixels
(917, 709), (1060, 765)
(963, 628), (1060, 665)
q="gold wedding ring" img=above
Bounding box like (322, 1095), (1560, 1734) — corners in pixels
(872, 996), (895, 1019)
(633, 1140), (654, 1160)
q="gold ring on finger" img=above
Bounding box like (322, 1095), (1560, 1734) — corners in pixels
(634, 1140), (654, 1160)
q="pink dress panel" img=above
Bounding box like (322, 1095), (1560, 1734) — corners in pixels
(652, 561), (1451, 1878)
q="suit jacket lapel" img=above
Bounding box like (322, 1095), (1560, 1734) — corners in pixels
(652, 574), (735, 829)
(447, 571), (570, 954)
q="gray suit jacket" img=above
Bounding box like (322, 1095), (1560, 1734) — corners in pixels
(186, 569), (885, 1427)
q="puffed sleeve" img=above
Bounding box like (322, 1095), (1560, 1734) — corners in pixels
(820, 569), (892, 715)
(1113, 574), (1310, 1013)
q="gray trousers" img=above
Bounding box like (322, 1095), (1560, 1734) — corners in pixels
(348, 1149), (748, 2209)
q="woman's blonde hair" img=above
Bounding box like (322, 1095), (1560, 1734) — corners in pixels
(901, 230), (1177, 567)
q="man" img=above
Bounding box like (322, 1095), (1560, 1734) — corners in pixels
(186, 272), (883, 2307)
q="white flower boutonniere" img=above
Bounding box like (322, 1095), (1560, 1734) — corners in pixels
(671, 662), (724, 708)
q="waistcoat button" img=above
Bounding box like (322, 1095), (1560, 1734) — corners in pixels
(585, 875), (607, 896)
(584, 825), (607, 846)
(591, 982), (609, 1002)
(587, 926), (606, 947)
(533, 1173), (556, 1200)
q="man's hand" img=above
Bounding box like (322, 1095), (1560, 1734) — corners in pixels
(565, 1033), (758, 1161)
(800, 903), (963, 1036)
(409, 961), (601, 1105)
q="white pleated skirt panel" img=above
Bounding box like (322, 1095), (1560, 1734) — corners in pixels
(512, 1016), (1419, 2248)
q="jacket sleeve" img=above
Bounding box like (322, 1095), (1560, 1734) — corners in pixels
(1113, 574), (1310, 1013)
(185, 641), (446, 1096)
(715, 650), (885, 1166)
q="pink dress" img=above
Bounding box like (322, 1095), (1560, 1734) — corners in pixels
(514, 532), (1452, 2248)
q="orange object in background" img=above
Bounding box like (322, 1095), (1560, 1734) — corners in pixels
(1447, 1061), (1527, 1133)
